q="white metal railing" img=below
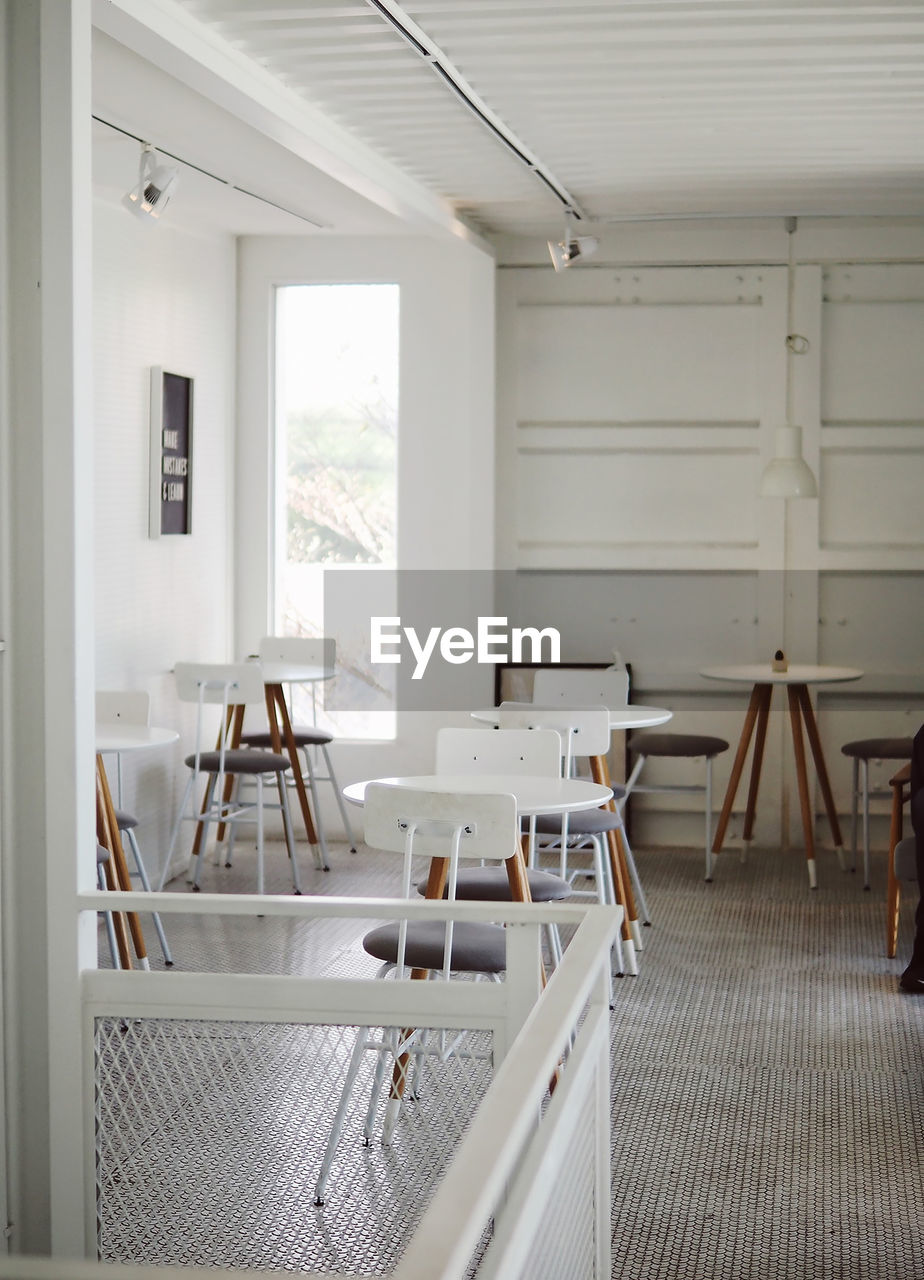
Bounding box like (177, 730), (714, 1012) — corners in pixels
(44, 891), (620, 1277)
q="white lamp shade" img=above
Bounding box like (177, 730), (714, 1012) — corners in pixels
(759, 425), (818, 499)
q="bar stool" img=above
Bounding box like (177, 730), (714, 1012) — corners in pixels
(240, 636), (357, 862)
(624, 732), (729, 881)
(167, 663), (303, 895)
(841, 736), (913, 888)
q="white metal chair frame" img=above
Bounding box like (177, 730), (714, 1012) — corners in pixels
(165, 663), (301, 895)
(313, 785), (518, 1206)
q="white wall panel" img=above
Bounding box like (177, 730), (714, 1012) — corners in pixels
(517, 448), (759, 553)
(516, 302), (761, 424)
(821, 302), (924, 424)
(93, 199), (237, 882)
(820, 450), (924, 550)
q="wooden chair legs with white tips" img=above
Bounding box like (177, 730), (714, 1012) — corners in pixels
(314, 786), (516, 1207)
(165, 663), (302, 896)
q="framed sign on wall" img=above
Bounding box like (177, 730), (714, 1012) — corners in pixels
(149, 367), (193, 537)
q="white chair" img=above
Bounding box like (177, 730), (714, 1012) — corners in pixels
(238, 636), (357, 862)
(534, 664), (729, 882)
(497, 701), (640, 975)
(95, 691), (173, 965)
(313, 785), (515, 1206)
(433, 727), (574, 967)
(165, 663), (302, 895)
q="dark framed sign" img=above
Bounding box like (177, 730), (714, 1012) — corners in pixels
(149, 367), (193, 537)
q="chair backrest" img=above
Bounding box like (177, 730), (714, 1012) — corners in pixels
(173, 661), (268, 708)
(532, 666), (629, 710)
(497, 702), (612, 770)
(364, 784), (519, 867)
(258, 635), (335, 673)
(95, 690), (151, 726)
(435, 727), (562, 778)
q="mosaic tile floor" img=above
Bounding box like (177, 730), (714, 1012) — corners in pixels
(100, 833), (924, 1278)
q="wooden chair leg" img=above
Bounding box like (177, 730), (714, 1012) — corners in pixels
(886, 768), (909, 958)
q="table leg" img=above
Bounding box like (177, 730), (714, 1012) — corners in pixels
(202, 704), (241, 851)
(96, 756), (148, 968)
(589, 754), (638, 976)
(741, 685), (773, 850)
(787, 686), (818, 888)
(796, 684), (845, 863)
(712, 684), (766, 855)
(265, 683), (323, 864)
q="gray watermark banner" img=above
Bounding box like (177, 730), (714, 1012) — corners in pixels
(323, 569), (573, 712)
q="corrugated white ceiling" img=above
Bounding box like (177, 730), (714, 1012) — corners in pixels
(172, 0), (924, 234)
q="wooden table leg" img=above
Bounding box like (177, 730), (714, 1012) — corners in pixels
(203, 703), (241, 850)
(712, 684), (766, 854)
(589, 753), (638, 975)
(787, 685), (818, 888)
(265, 683), (322, 857)
(796, 683), (845, 857)
(96, 756), (148, 968)
(741, 685), (773, 847)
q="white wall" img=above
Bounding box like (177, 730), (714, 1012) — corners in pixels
(235, 234), (497, 820)
(494, 218), (924, 849)
(93, 198), (237, 880)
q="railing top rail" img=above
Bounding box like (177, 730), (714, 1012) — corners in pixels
(80, 889), (607, 927)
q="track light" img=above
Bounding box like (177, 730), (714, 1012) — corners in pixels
(123, 143), (179, 222)
(548, 210), (598, 271)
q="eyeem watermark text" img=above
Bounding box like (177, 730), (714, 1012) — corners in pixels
(371, 616), (561, 680)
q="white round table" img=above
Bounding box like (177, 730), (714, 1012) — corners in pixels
(700, 663), (863, 887)
(471, 704), (672, 731)
(344, 773), (612, 815)
(344, 774), (612, 925)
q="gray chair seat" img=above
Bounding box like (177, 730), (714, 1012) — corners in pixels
(841, 737), (913, 762)
(184, 749), (291, 775)
(114, 808), (138, 831)
(240, 726), (333, 748)
(363, 920), (507, 972)
(97, 842), (111, 865)
(894, 837), (917, 881)
(417, 866), (572, 902)
(633, 732), (729, 758)
(533, 808), (622, 836)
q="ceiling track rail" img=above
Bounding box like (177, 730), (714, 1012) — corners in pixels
(365, 0), (588, 221)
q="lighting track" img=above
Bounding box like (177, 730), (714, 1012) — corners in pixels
(364, 0), (587, 221)
(93, 115), (328, 229)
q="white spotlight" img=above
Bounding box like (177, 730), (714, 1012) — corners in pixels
(123, 143), (179, 222)
(548, 233), (599, 271)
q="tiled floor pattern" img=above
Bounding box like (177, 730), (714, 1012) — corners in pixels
(99, 835), (924, 1277)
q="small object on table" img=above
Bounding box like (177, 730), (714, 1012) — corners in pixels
(771, 650), (788, 672)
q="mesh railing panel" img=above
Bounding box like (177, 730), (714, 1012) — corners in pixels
(505, 1083), (598, 1280)
(95, 1016), (493, 1274)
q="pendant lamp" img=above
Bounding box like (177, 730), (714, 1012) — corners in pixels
(760, 218), (818, 499)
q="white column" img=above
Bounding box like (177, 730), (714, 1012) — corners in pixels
(2, 0), (95, 1255)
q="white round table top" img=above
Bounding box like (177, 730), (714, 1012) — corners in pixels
(259, 662), (334, 685)
(471, 704), (673, 730)
(700, 664), (863, 686)
(343, 773), (613, 816)
(95, 724), (180, 753)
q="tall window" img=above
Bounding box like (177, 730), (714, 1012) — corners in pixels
(275, 283), (399, 737)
